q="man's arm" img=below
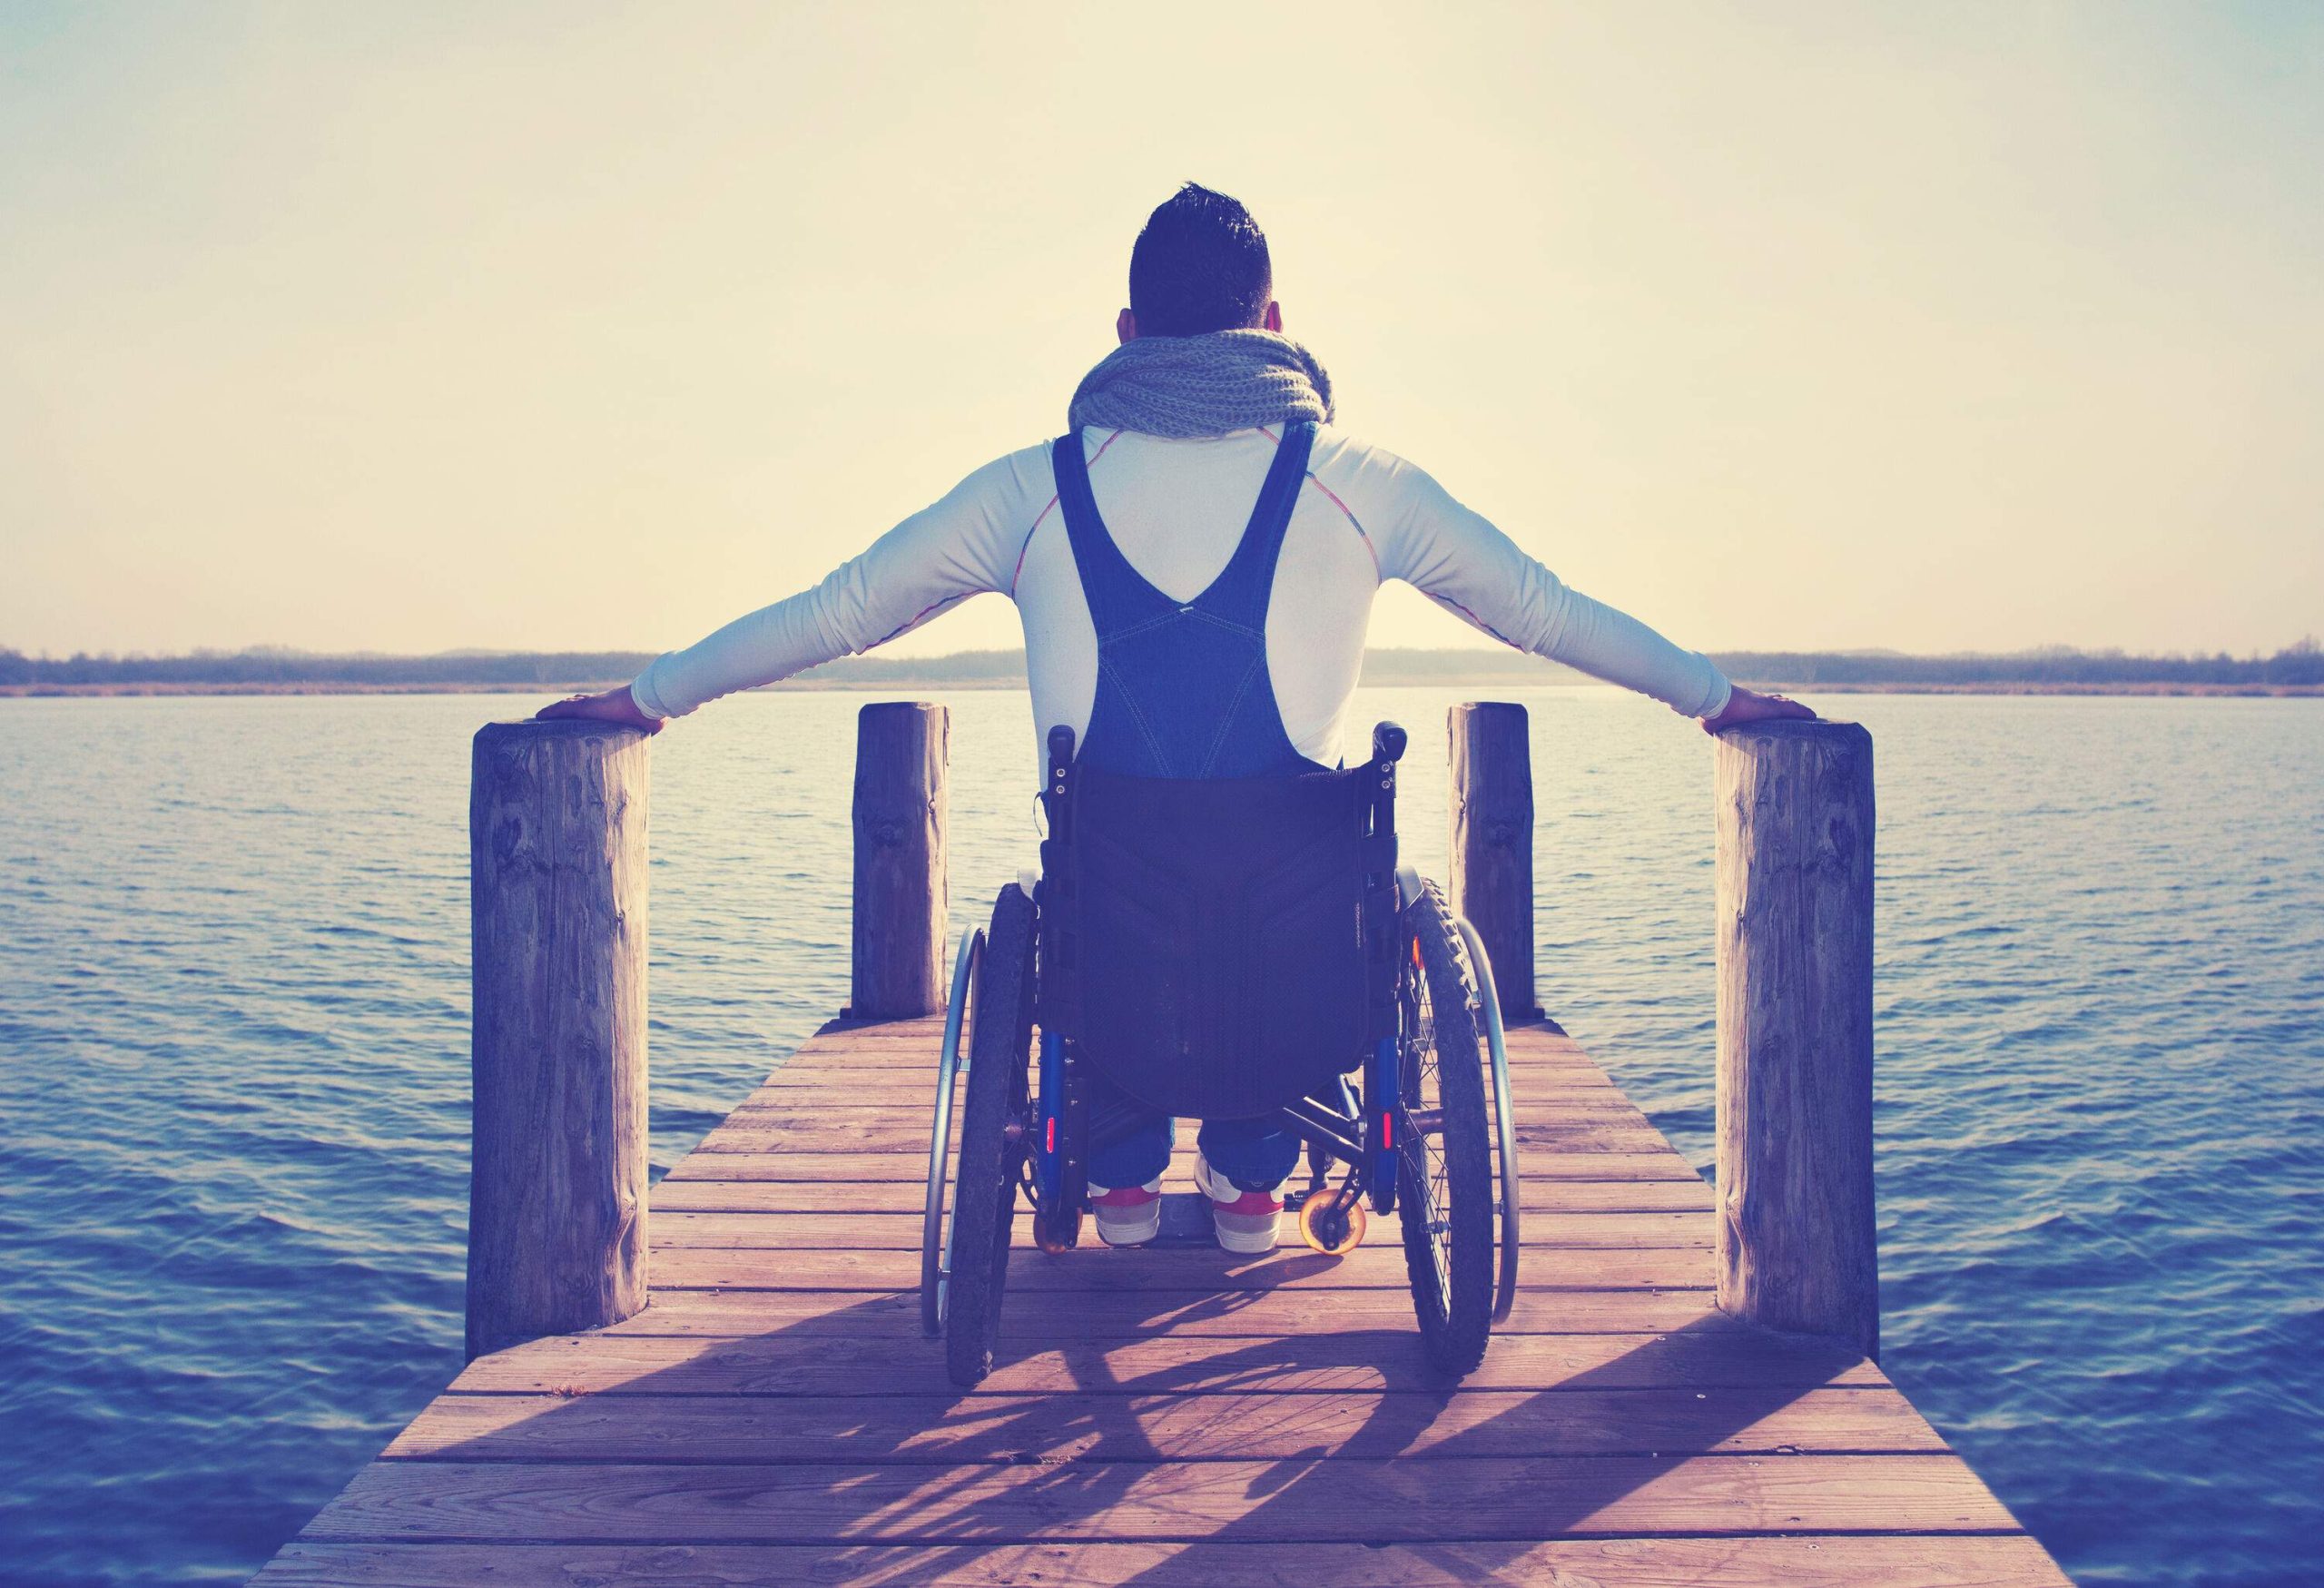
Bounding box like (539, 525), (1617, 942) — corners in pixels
(1323, 436), (1811, 733)
(537, 445), (1051, 730)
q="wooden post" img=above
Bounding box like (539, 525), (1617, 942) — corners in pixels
(1449, 701), (1541, 1021)
(466, 719), (650, 1360)
(1714, 719), (1878, 1358)
(850, 701), (949, 1020)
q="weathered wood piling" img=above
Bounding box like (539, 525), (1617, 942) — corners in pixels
(1713, 719), (1879, 1356)
(464, 719), (651, 1360)
(1448, 700), (1541, 1021)
(849, 701), (950, 1020)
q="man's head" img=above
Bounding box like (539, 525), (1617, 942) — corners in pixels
(1119, 182), (1283, 343)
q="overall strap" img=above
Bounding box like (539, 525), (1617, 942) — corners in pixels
(1051, 429), (1167, 636)
(1051, 422), (1319, 780)
(1191, 421), (1316, 631)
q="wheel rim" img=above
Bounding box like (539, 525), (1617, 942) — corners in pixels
(1452, 917), (1522, 1324)
(922, 929), (983, 1334)
(937, 933), (984, 1319)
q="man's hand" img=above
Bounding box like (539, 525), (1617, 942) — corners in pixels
(1701, 684), (1817, 735)
(536, 685), (663, 735)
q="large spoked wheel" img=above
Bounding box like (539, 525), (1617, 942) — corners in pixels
(919, 927), (984, 1336)
(1396, 881), (1497, 1378)
(1453, 917), (1523, 1324)
(944, 883), (1039, 1388)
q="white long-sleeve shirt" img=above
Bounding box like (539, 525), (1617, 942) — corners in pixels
(631, 425), (1731, 764)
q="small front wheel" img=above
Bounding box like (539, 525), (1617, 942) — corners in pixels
(1296, 1186), (1369, 1256)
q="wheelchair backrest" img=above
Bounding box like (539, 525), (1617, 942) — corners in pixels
(1037, 723), (1406, 1121)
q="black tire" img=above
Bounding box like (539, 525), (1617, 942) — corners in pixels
(919, 928), (982, 1338)
(944, 884), (1038, 1387)
(1396, 881), (1496, 1378)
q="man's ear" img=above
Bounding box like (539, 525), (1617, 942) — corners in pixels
(1262, 301), (1283, 333)
(1117, 307), (1137, 344)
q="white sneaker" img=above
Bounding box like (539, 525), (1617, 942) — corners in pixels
(1193, 1153), (1287, 1255)
(1088, 1177), (1162, 1247)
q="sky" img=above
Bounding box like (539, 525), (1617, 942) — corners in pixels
(3, 2), (2318, 660)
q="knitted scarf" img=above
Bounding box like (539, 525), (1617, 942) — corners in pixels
(1067, 329), (1334, 439)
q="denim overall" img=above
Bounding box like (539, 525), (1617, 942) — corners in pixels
(1053, 421), (1321, 1191)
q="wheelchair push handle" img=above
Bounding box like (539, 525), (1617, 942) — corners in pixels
(1045, 725), (1078, 825)
(1371, 722), (1408, 765)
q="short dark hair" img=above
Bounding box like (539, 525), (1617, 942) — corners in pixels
(1128, 183), (1273, 338)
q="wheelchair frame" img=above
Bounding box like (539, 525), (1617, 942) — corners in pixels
(922, 722), (1521, 1383)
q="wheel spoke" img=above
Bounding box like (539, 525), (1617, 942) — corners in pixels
(1399, 949), (1456, 1301)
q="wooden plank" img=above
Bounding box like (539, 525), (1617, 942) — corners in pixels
(645, 1244), (1709, 1292)
(298, 1453), (2025, 1542)
(723, 1100), (1654, 1129)
(660, 1149), (1709, 1184)
(689, 1121), (1680, 1155)
(450, 1328), (1885, 1398)
(646, 1209), (1712, 1251)
(384, 1385), (1945, 1464)
(803, 1018), (1599, 1055)
(768, 1027), (1593, 1060)
(604, 1287), (1730, 1339)
(743, 1068), (1632, 1092)
(765, 1035), (1606, 1062)
(809, 1026), (1590, 1050)
(766, 1031), (1584, 1053)
(648, 1176), (1715, 1215)
(257, 1534), (2075, 1588)
(687, 1125), (1691, 1162)
(730, 1080), (1644, 1105)
(773, 1027), (1591, 1058)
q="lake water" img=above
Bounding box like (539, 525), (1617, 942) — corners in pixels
(1, 688), (2319, 1586)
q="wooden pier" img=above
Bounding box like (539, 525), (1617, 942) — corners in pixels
(254, 705), (2070, 1586)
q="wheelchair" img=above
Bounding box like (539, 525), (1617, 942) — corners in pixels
(920, 722), (1521, 1386)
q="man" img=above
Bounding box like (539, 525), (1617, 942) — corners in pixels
(544, 182), (1811, 1251)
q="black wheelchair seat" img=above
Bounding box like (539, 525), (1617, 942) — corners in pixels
(1036, 725), (1404, 1121)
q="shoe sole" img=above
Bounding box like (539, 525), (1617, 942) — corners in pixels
(1093, 1206), (1162, 1247)
(1209, 1212), (1282, 1255)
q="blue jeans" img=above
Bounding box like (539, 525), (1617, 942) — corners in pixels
(1088, 1108), (1302, 1192)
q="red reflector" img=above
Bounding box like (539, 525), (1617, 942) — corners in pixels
(1381, 1113), (1393, 1149)
(1046, 1118), (1056, 1152)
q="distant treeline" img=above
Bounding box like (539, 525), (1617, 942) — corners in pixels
(2, 641), (2319, 691)
(1712, 642), (2323, 689)
(0, 646), (1023, 689)
(0, 647), (662, 688)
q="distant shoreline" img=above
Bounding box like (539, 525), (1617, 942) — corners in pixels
(5, 678), (2318, 700)
(6, 642), (2319, 699)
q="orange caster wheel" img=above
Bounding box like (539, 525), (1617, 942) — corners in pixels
(1036, 1208), (1083, 1255)
(1297, 1187), (1368, 1255)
